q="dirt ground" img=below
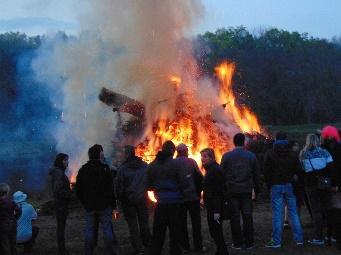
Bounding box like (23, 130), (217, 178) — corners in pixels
(21, 198), (341, 255)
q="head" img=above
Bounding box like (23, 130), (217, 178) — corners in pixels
(304, 134), (320, 151)
(88, 144), (103, 160)
(275, 131), (287, 141)
(321, 125), (340, 142)
(0, 183), (10, 198)
(233, 133), (245, 147)
(13, 191), (27, 204)
(162, 141), (176, 157)
(122, 145), (135, 161)
(289, 140), (300, 153)
(54, 153), (69, 170)
(92, 144), (104, 161)
(200, 148), (216, 167)
(176, 143), (188, 157)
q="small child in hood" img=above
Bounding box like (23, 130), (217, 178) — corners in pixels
(0, 183), (22, 255)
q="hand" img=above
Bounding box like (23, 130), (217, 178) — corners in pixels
(213, 213), (220, 223)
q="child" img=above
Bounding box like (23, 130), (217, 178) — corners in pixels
(0, 183), (22, 255)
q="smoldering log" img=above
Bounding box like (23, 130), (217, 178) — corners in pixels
(99, 87), (145, 119)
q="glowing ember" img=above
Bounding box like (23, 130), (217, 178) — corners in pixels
(147, 191), (157, 203)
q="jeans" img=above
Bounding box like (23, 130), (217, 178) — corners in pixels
(122, 203), (151, 252)
(271, 183), (303, 245)
(207, 211), (228, 255)
(306, 187), (330, 240)
(179, 200), (203, 250)
(150, 203), (182, 255)
(229, 193), (254, 247)
(84, 208), (118, 255)
(55, 200), (69, 255)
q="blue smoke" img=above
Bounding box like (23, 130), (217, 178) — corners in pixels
(0, 40), (60, 191)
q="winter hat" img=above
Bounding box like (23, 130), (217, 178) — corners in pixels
(13, 191), (27, 203)
(321, 125), (340, 142)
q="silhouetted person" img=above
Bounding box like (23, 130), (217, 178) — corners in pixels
(175, 143), (205, 253)
(220, 133), (260, 250)
(116, 145), (151, 255)
(76, 145), (118, 255)
(201, 148), (228, 255)
(0, 183), (21, 255)
(147, 141), (186, 255)
(49, 153), (72, 255)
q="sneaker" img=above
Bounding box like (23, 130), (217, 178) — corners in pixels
(245, 244), (255, 250)
(231, 244), (243, 250)
(265, 240), (281, 249)
(296, 242), (304, 246)
(194, 246), (208, 253)
(308, 239), (325, 245)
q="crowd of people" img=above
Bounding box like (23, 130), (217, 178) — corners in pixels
(0, 125), (340, 255)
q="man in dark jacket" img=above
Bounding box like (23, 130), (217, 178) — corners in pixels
(76, 145), (118, 255)
(220, 133), (260, 250)
(201, 148), (229, 255)
(175, 143), (205, 253)
(264, 132), (303, 248)
(116, 145), (151, 255)
(147, 141), (186, 255)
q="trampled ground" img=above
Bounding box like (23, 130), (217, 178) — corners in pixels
(25, 199), (340, 255)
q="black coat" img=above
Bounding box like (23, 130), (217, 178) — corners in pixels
(203, 162), (227, 214)
(76, 160), (116, 211)
(49, 166), (72, 202)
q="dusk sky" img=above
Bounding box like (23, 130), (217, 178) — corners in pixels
(0, 0), (341, 39)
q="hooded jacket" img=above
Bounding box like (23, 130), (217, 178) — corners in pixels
(49, 166), (72, 202)
(264, 140), (301, 187)
(116, 156), (148, 205)
(146, 151), (187, 204)
(76, 160), (116, 211)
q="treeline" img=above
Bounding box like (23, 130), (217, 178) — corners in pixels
(195, 27), (341, 125)
(0, 29), (341, 128)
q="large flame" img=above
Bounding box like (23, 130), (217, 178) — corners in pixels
(134, 61), (262, 203)
(215, 61), (261, 133)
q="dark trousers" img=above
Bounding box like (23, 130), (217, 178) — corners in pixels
(306, 187), (330, 240)
(229, 192), (254, 247)
(207, 211), (228, 255)
(122, 203), (151, 252)
(179, 200), (203, 250)
(330, 209), (341, 250)
(55, 201), (68, 255)
(150, 203), (182, 255)
(18, 226), (39, 253)
(0, 222), (17, 255)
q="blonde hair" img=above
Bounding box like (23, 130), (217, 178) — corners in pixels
(299, 134), (320, 159)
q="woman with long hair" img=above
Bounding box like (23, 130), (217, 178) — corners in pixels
(49, 153), (72, 255)
(299, 134), (335, 246)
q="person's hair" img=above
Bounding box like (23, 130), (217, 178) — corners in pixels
(123, 145), (135, 158)
(162, 141), (176, 155)
(0, 183), (10, 197)
(233, 133), (245, 147)
(303, 134), (320, 152)
(88, 144), (103, 160)
(54, 153), (69, 169)
(176, 143), (188, 157)
(275, 131), (287, 140)
(200, 148), (216, 161)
